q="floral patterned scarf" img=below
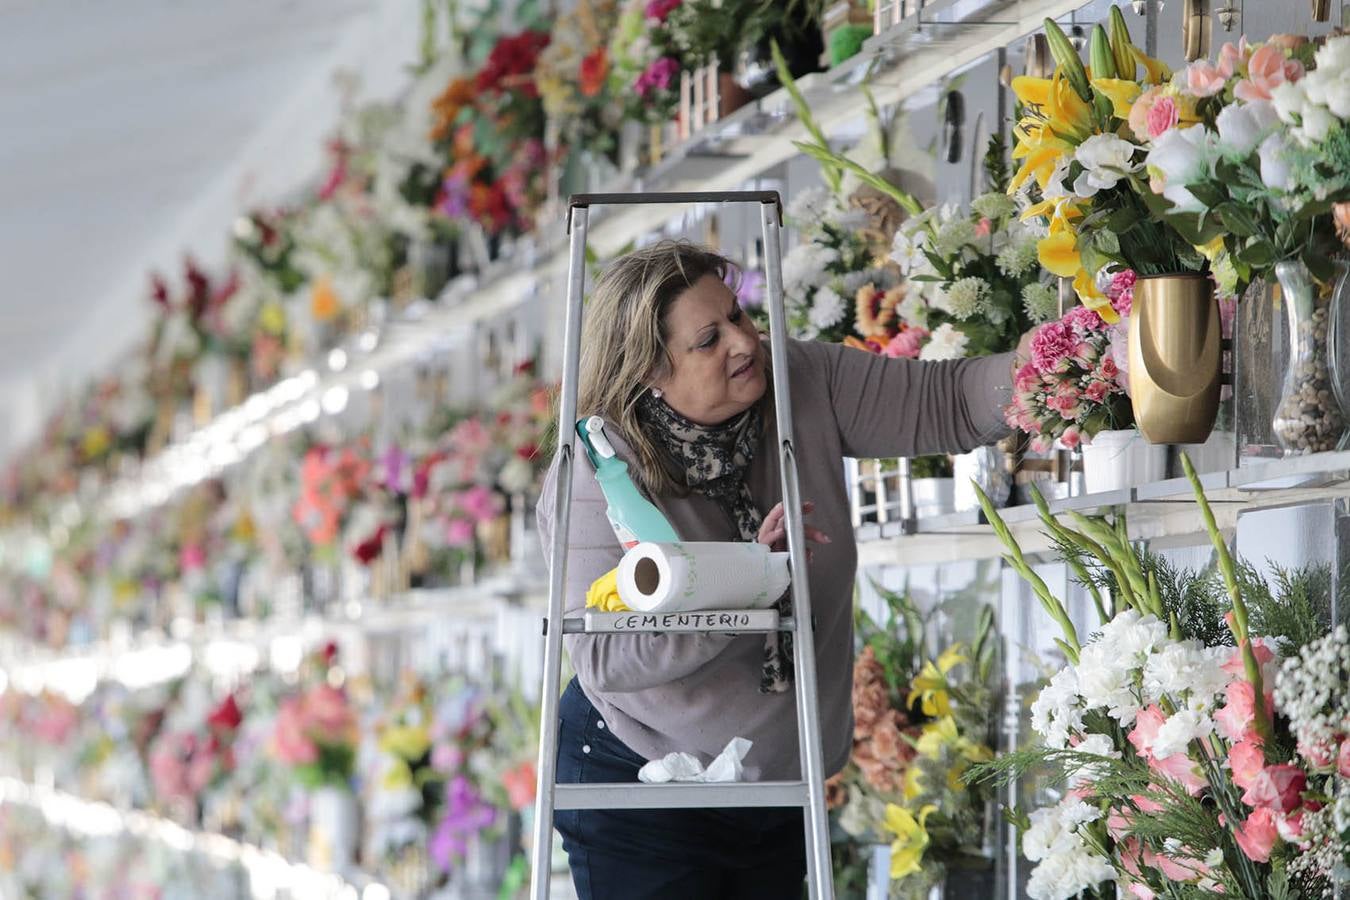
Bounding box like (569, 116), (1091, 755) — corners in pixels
(636, 391), (792, 693)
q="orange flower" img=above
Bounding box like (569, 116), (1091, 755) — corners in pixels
(431, 77), (477, 142)
(310, 275), (341, 323)
(854, 283), (905, 339)
(579, 48), (608, 98)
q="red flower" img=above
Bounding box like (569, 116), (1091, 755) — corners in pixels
(579, 48), (608, 97)
(476, 31), (551, 96)
(208, 694), (243, 733)
(352, 524), (388, 567)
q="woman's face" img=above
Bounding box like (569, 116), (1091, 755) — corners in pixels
(652, 273), (767, 425)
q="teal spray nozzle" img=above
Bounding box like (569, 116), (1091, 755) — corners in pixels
(576, 416), (679, 548)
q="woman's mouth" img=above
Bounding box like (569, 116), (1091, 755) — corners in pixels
(730, 359), (755, 379)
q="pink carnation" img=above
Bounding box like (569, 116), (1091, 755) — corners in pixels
(635, 57), (680, 98)
(1030, 321), (1076, 374)
(1063, 305), (1106, 334)
(884, 326), (928, 359)
(1107, 270), (1136, 317)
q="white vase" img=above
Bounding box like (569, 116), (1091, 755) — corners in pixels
(308, 785), (360, 873)
(911, 477), (957, 519)
(1081, 429), (1167, 494)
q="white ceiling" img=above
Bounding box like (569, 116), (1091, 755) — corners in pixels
(0, 0), (423, 454)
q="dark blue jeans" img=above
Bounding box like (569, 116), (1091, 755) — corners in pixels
(554, 678), (807, 900)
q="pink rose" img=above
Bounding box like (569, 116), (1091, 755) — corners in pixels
(1129, 704), (1167, 758)
(1151, 752), (1209, 796)
(273, 697), (319, 766)
(1229, 739), (1266, 791)
(1217, 37), (1252, 80)
(1339, 739), (1350, 777)
(1084, 380), (1111, 403)
(1240, 764), (1306, 813)
(1233, 807), (1280, 863)
(445, 517), (476, 547)
(1147, 95), (1181, 138)
(304, 685), (356, 741)
(1129, 86), (1165, 141)
(1235, 44), (1303, 102)
(1060, 425), (1083, 450)
(1187, 61), (1228, 97)
(884, 327), (928, 359)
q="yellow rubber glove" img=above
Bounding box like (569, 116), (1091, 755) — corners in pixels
(585, 567), (629, 612)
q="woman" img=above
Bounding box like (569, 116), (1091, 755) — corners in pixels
(537, 241), (1023, 899)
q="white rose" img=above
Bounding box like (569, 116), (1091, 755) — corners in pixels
(1215, 100), (1280, 158)
(1301, 103), (1335, 143)
(1147, 125), (1217, 213)
(1313, 34), (1350, 77)
(1072, 134), (1139, 197)
(1270, 79), (1308, 124)
(1258, 133), (1294, 191)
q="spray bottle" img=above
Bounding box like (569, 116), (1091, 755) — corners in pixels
(576, 416), (679, 548)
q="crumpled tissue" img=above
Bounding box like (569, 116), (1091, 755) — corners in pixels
(638, 737), (753, 784)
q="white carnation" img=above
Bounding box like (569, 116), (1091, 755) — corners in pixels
(918, 322), (969, 361)
(1151, 709), (1214, 760)
(1142, 640), (1230, 708)
(1023, 799), (1115, 900)
(1066, 733), (1121, 788)
(807, 286), (846, 330)
(1031, 667), (1083, 749)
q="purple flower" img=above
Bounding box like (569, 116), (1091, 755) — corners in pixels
(645, 0), (682, 21)
(379, 445), (410, 494)
(726, 268), (765, 310)
(438, 173), (471, 220)
(635, 57), (680, 98)
(430, 776), (498, 872)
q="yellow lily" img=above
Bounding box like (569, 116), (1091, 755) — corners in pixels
(947, 760), (970, 792)
(1037, 227), (1082, 280)
(916, 716), (960, 760)
(379, 723), (431, 762)
(1130, 45), (1172, 85)
(1090, 77), (1142, 119)
(902, 763), (926, 801)
(1073, 268), (1120, 324)
(882, 803), (938, 881)
(585, 567), (629, 612)
(907, 645), (966, 717)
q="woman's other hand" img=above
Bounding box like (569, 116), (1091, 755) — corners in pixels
(1012, 328), (1036, 380)
(756, 500), (831, 557)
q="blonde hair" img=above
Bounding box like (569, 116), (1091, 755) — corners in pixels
(576, 241), (730, 497)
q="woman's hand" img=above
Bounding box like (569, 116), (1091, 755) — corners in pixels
(756, 500), (831, 558)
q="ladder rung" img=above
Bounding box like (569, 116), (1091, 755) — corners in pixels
(564, 610), (788, 634)
(553, 781), (808, 810)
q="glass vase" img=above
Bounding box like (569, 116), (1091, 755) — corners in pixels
(1271, 259), (1349, 455)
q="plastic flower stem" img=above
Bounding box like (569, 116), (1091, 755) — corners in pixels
(975, 484), (1081, 661)
(772, 42), (841, 195)
(1064, 511), (1143, 615)
(1180, 452), (1275, 749)
(1072, 512), (1155, 617)
(1030, 487), (1110, 625)
(793, 140), (923, 217)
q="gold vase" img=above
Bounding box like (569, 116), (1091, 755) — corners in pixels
(1128, 274), (1223, 444)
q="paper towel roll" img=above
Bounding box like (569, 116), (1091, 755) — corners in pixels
(616, 542), (791, 613)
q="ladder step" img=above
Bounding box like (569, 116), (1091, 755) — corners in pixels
(553, 781), (808, 810)
(566, 610), (788, 634)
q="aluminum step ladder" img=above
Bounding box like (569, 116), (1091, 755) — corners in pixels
(528, 191), (835, 900)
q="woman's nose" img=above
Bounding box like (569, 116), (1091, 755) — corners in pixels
(728, 324), (757, 355)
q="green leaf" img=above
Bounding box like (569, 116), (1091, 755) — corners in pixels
(1094, 228), (1121, 256)
(1186, 181), (1229, 209)
(1217, 204), (1261, 238)
(1236, 240), (1277, 268)
(1103, 206), (1138, 234)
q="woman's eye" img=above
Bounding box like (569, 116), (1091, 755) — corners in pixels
(698, 333), (718, 350)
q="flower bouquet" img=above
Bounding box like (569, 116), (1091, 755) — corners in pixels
(1011, 10), (1204, 321)
(537, 0), (623, 164)
(1004, 300), (1133, 452)
(828, 587), (998, 898)
(885, 137), (1051, 360)
(972, 459), (1347, 899)
(1140, 34), (1349, 290)
(271, 650), (360, 791)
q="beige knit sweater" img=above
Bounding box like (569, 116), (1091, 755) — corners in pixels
(536, 338), (1014, 781)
